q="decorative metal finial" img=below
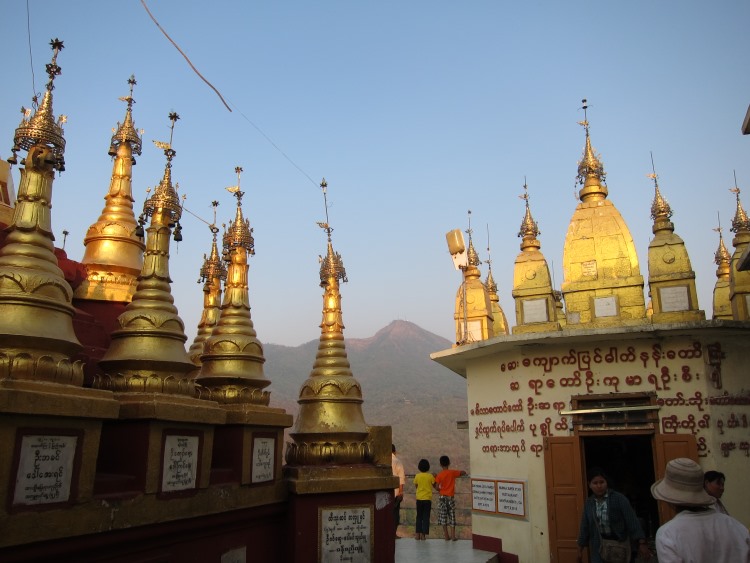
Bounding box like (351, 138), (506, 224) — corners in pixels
(62, 229), (69, 250)
(575, 98), (606, 190)
(316, 178), (347, 284)
(225, 166), (244, 202)
(577, 98), (589, 135)
(518, 178), (540, 239)
(198, 201), (227, 284)
(648, 152), (672, 221)
(110, 74), (143, 158)
(730, 171), (750, 233)
(223, 166), (254, 256)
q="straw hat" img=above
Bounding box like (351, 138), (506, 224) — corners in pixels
(651, 458), (715, 506)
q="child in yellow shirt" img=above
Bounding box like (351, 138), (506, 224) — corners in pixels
(413, 458), (435, 540)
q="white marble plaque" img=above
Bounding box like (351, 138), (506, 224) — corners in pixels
(581, 260), (598, 277)
(522, 298), (548, 323)
(162, 435), (199, 492)
(465, 320), (482, 342)
(660, 286), (689, 312)
(471, 479), (496, 513)
(497, 480), (526, 518)
(13, 434), (78, 505)
(251, 437), (274, 483)
(594, 296), (617, 317)
(320, 506), (372, 563)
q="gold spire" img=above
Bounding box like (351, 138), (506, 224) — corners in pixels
(713, 218), (732, 320)
(8, 39), (66, 172)
(286, 179), (371, 466)
(195, 168), (271, 405)
(95, 112), (196, 395)
(730, 184), (750, 235)
(575, 99), (608, 202)
(188, 202), (226, 365)
(75, 76), (145, 302)
(648, 157), (674, 234)
(728, 176), (750, 320)
(485, 227), (509, 336)
(518, 179), (540, 250)
(0, 38), (84, 384)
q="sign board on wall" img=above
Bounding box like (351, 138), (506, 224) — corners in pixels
(471, 478), (527, 519)
(319, 505), (373, 563)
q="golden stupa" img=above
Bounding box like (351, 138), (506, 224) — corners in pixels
(188, 203), (226, 366)
(74, 76), (145, 304)
(195, 168), (272, 406)
(484, 240), (509, 337)
(0, 39), (84, 385)
(728, 182), (750, 320)
(95, 112), (197, 397)
(645, 166), (704, 323)
(561, 100), (646, 327)
(512, 181), (561, 333)
(712, 220), (732, 320)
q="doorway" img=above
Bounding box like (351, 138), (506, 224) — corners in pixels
(581, 434), (659, 540)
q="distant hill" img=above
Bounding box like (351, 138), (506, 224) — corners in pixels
(264, 320), (469, 474)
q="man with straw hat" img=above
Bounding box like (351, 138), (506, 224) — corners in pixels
(651, 458), (749, 562)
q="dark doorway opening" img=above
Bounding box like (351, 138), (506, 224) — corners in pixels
(582, 434), (660, 540)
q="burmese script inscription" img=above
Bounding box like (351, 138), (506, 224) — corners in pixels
(13, 434), (77, 506)
(319, 506), (372, 563)
(162, 435), (199, 492)
(251, 436), (274, 483)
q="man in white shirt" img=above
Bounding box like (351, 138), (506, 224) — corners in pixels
(391, 444), (405, 539)
(651, 458), (750, 563)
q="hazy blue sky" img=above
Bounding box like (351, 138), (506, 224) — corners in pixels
(2, 1), (749, 347)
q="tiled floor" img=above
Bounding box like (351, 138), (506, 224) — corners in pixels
(395, 538), (498, 563)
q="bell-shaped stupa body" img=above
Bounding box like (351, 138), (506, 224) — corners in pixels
(512, 187), (561, 334)
(0, 39), (84, 384)
(729, 187), (750, 320)
(712, 229), (732, 320)
(561, 110), (646, 327)
(188, 224), (226, 365)
(454, 236), (494, 344)
(286, 225), (371, 466)
(195, 180), (271, 405)
(95, 115), (196, 395)
(646, 176), (704, 323)
(74, 76), (145, 304)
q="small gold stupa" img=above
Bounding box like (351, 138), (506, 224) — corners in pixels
(74, 75), (145, 304)
(484, 234), (509, 337)
(728, 181), (750, 320)
(0, 39), (84, 385)
(712, 219), (732, 320)
(195, 167), (272, 406)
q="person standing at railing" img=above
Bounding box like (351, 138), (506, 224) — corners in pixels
(435, 455), (467, 541)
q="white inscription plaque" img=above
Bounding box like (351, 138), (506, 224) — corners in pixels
(660, 286), (689, 312)
(320, 506), (372, 563)
(497, 480), (526, 518)
(471, 479), (497, 513)
(594, 296), (617, 317)
(162, 435), (199, 492)
(581, 260), (598, 277)
(522, 298), (548, 323)
(251, 437), (274, 483)
(14, 434), (78, 505)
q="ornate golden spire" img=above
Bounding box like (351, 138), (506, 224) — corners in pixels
(575, 99), (608, 201)
(75, 76), (145, 303)
(730, 183), (750, 235)
(96, 112), (196, 395)
(188, 201), (226, 365)
(648, 155), (674, 234)
(713, 217), (732, 320)
(195, 168), (271, 405)
(8, 39), (66, 172)
(485, 226), (509, 336)
(0, 38), (84, 384)
(728, 175), (750, 320)
(518, 179), (540, 250)
(715, 225), (731, 268)
(286, 179), (370, 466)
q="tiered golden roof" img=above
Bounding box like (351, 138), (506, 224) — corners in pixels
(95, 113), (196, 395)
(454, 211), (494, 344)
(646, 166), (704, 323)
(188, 205), (226, 365)
(0, 39), (84, 384)
(561, 100), (646, 327)
(712, 220), (732, 320)
(728, 183), (750, 320)
(512, 182), (560, 334)
(75, 76), (145, 303)
(195, 168), (272, 405)
(286, 179), (371, 466)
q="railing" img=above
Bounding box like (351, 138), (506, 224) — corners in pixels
(397, 474), (472, 539)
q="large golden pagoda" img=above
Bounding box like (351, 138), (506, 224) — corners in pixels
(195, 168), (272, 406)
(561, 100), (646, 327)
(512, 182), (561, 334)
(728, 183), (750, 320)
(454, 212), (494, 344)
(95, 113), (197, 397)
(188, 204), (226, 366)
(645, 168), (704, 323)
(712, 221), (732, 320)
(74, 76), (145, 304)
(0, 39), (84, 385)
